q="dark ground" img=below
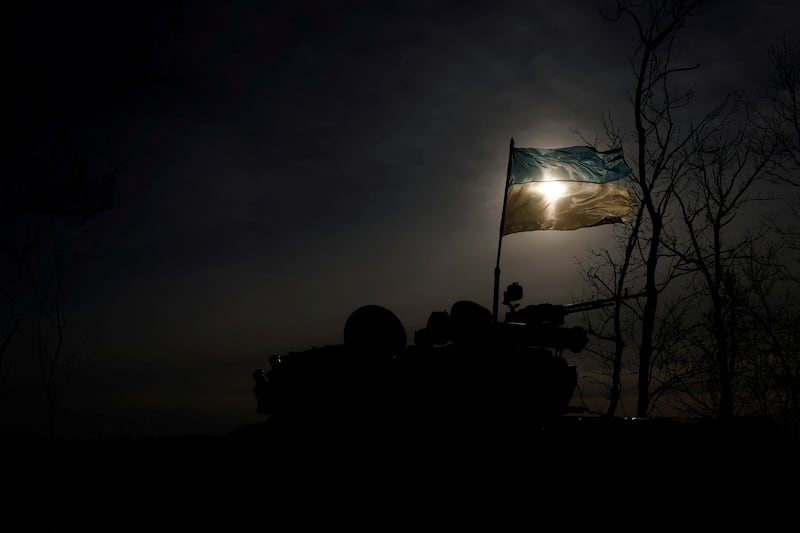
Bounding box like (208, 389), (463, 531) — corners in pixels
(4, 415), (798, 529)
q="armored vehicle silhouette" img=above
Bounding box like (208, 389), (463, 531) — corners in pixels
(252, 282), (632, 434)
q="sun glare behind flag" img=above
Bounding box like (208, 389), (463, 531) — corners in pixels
(501, 145), (636, 235)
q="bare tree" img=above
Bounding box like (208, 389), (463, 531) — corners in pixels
(587, 27), (798, 427)
(594, 0), (726, 417)
(740, 242), (799, 437)
(750, 36), (800, 436)
(579, 216), (644, 417)
(665, 95), (779, 418)
(2, 4), (184, 436)
(767, 38), (800, 188)
(764, 38), (800, 273)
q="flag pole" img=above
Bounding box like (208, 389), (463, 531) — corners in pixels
(492, 137), (514, 322)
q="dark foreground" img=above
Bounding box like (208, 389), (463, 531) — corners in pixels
(5, 415), (798, 529)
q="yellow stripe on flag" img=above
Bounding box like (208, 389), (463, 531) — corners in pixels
(502, 181), (636, 234)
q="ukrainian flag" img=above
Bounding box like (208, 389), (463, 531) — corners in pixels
(502, 146), (637, 234)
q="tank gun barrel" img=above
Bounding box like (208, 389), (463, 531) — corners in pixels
(561, 290), (645, 314)
(506, 290), (644, 327)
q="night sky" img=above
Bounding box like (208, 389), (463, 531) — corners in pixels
(5, 0), (799, 438)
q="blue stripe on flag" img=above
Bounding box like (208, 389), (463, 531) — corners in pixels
(509, 146), (632, 185)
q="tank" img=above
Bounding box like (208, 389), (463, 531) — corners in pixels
(251, 282), (629, 434)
